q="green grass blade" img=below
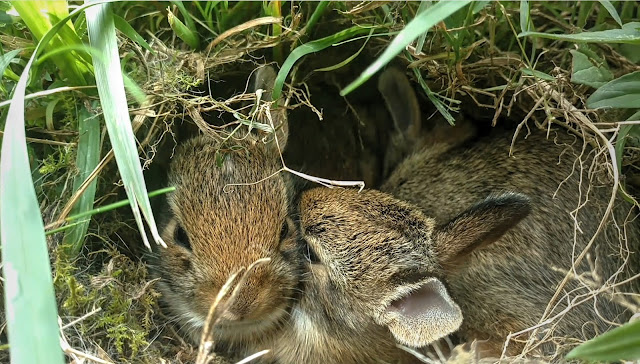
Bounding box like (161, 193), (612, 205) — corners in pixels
(168, 6), (200, 49)
(62, 103), (101, 256)
(414, 1), (432, 53)
(519, 0), (531, 33)
(340, 0), (471, 96)
(0, 48), (23, 82)
(1, 18), (65, 364)
(314, 29), (373, 72)
(0, 2), (106, 362)
(273, 25), (375, 101)
(46, 186), (176, 236)
(566, 320), (640, 361)
(113, 14), (154, 53)
(519, 22), (640, 44)
(302, 1), (329, 39)
(597, 0), (623, 27)
(85, 1), (165, 250)
(12, 1), (91, 85)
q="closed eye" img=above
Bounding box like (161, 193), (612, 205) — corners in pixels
(174, 225), (191, 251)
(300, 238), (320, 264)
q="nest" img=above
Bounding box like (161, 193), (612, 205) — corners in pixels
(2, 2), (638, 364)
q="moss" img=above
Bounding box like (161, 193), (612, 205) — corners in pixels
(54, 246), (161, 362)
(38, 146), (73, 175)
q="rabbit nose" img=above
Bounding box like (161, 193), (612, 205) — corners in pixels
(218, 310), (240, 322)
(221, 265), (273, 322)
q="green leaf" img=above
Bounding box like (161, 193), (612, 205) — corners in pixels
(566, 320), (640, 361)
(0, 48), (23, 81)
(85, 1), (165, 250)
(471, 1), (490, 14)
(12, 1), (92, 85)
(272, 25), (374, 101)
(519, 22), (640, 44)
(48, 187), (176, 236)
(521, 68), (555, 81)
(341, 0), (471, 96)
(167, 7), (200, 49)
(615, 110), (640, 175)
(0, 1), (104, 363)
(414, 1), (432, 53)
(570, 50), (613, 88)
(113, 14), (154, 53)
(62, 103), (101, 256)
(597, 0), (622, 27)
(519, 0), (531, 33)
(586, 70), (640, 109)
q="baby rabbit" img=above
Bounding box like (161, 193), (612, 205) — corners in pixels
(251, 188), (530, 364)
(373, 67), (640, 356)
(152, 66), (303, 357)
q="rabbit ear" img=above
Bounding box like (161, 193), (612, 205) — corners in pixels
(252, 65), (289, 150)
(378, 67), (422, 177)
(379, 278), (462, 347)
(378, 67), (422, 142)
(434, 192), (531, 268)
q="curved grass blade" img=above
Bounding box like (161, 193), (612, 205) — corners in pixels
(168, 6), (200, 49)
(272, 25), (375, 101)
(12, 1), (91, 85)
(113, 13), (154, 53)
(597, 0), (622, 27)
(0, 48), (23, 82)
(519, 22), (640, 44)
(314, 29), (373, 72)
(85, 1), (165, 250)
(340, 0), (470, 96)
(1, 2), (109, 362)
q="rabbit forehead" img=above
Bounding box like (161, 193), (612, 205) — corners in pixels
(300, 188), (439, 289)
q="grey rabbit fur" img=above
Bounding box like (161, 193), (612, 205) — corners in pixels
(370, 67), (640, 357)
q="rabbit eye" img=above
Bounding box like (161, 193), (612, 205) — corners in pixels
(301, 239), (320, 264)
(280, 218), (293, 241)
(174, 225), (191, 251)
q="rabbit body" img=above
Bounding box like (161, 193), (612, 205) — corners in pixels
(376, 68), (640, 356)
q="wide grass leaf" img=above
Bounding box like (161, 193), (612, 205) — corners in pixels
(519, 22), (640, 44)
(62, 103), (101, 256)
(85, 1), (165, 250)
(586, 70), (640, 109)
(340, 0), (470, 96)
(597, 0), (622, 27)
(12, 1), (91, 85)
(570, 50), (613, 88)
(0, 2), (98, 363)
(566, 320), (640, 361)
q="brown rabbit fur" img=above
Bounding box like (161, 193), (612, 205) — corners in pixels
(152, 65), (530, 363)
(373, 67), (640, 357)
(247, 188), (530, 364)
(151, 66), (304, 357)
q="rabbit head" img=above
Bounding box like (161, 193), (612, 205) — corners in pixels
(297, 187), (531, 349)
(154, 66), (302, 345)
